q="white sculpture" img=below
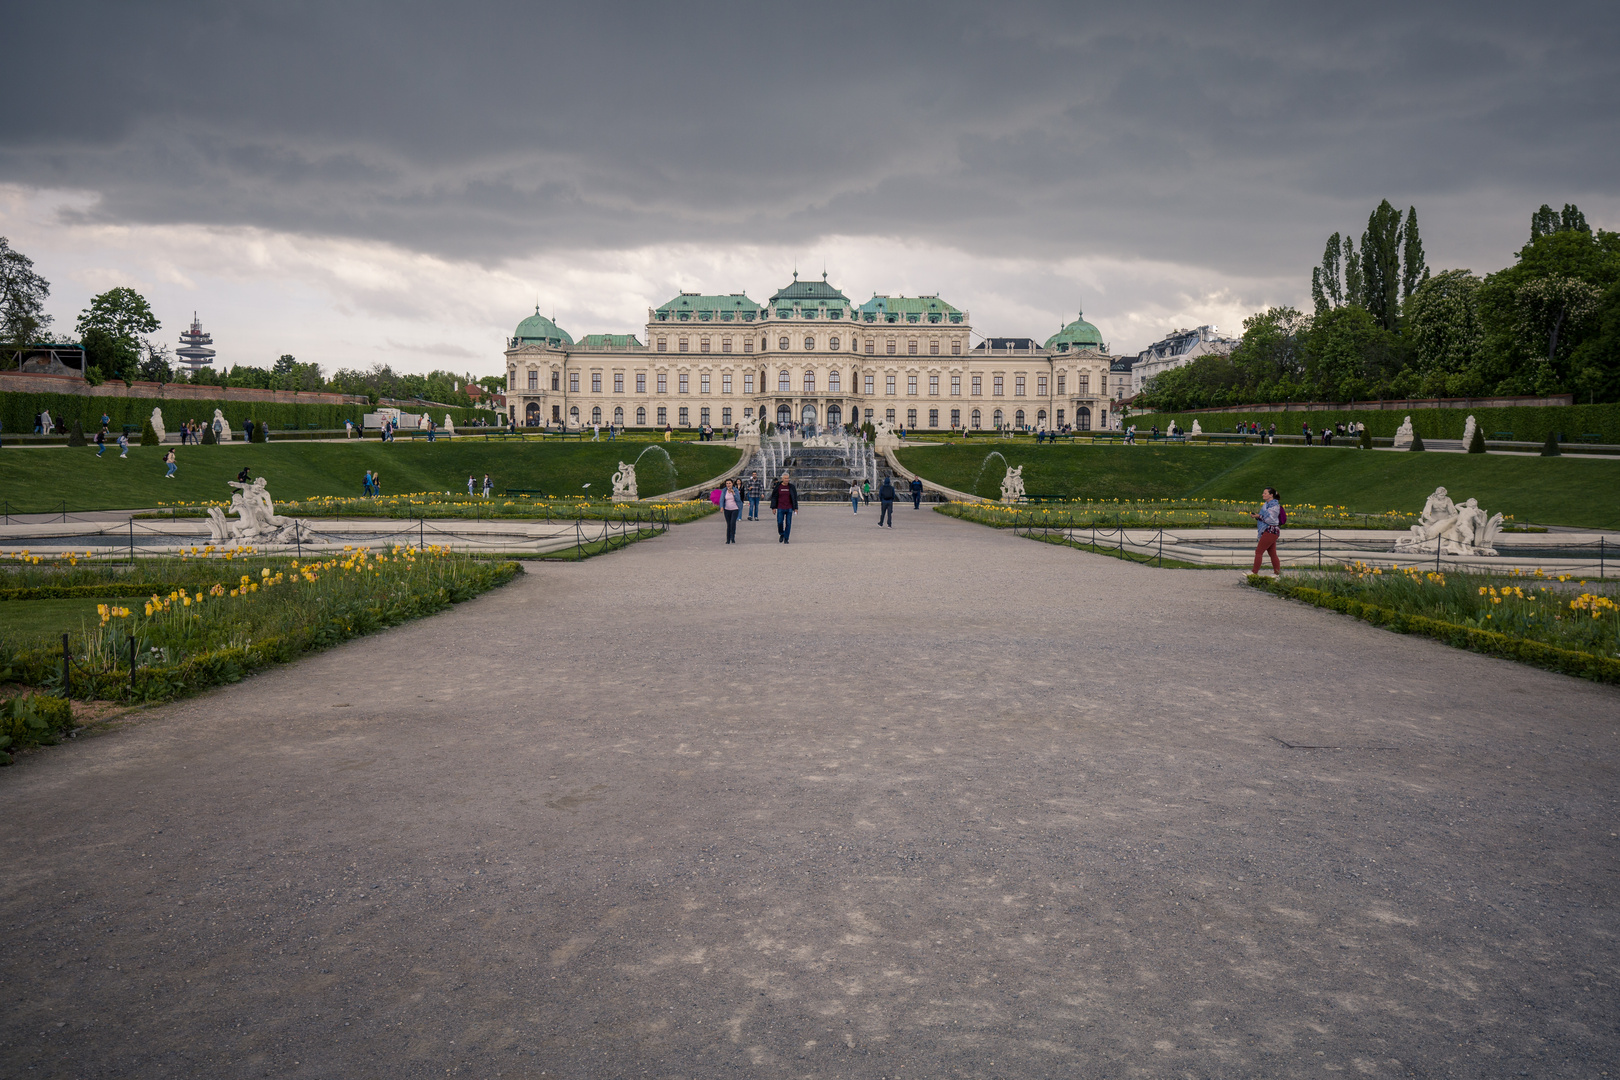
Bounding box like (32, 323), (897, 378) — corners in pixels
(149, 407), (166, 442)
(419, 412), (431, 431)
(444, 414), (456, 435)
(611, 461), (638, 502)
(205, 477), (313, 545)
(1000, 465), (1026, 504)
(1168, 421), (1179, 437)
(737, 415), (761, 437)
(1393, 485), (1505, 556)
(1462, 414), (1477, 447)
(1190, 419), (1203, 437)
(212, 409), (232, 442)
(1393, 415), (1415, 450)
(873, 417), (899, 447)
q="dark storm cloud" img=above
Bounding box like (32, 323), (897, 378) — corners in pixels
(4, 0), (1617, 272)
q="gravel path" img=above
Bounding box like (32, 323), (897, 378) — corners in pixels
(2, 504), (1617, 1078)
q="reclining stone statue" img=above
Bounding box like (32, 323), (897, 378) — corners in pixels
(1393, 485), (1504, 556)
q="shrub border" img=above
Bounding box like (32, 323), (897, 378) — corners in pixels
(1247, 575), (1620, 683)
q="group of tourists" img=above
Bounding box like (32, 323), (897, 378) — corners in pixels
(717, 470), (931, 543)
(362, 470), (384, 496)
(466, 474), (494, 498)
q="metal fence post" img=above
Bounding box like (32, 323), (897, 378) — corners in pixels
(128, 518), (134, 564)
(1602, 536), (1606, 579)
(61, 634), (70, 701)
(129, 635), (137, 695)
(1158, 528), (1163, 567)
(1317, 530), (1322, 569)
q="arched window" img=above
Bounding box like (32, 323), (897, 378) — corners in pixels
(1036, 410), (1046, 428)
(993, 409), (1004, 428)
(827, 404), (842, 427)
(829, 336), (840, 351)
(613, 407), (624, 423)
(778, 370), (791, 391)
(777, 404), (792, 426)
(970, 408), (981, 429)
(803, 371), (815, 392)
(778, 336), (790, 350)
(1077, 406), (1091, 431)
(592, 406), (602, 423)
(1014, 410), (1025, 428)
(801, 403), (817, 427)
(803, 335), (815, 350)
(569, 406), (580, 421)
(636, 407), (646, 425)
(524, 402), (540, 425)
(828, 371), (841, 392)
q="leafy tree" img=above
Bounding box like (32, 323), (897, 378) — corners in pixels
(1302, 305), (1400, 400)
(1531, 203), (1590, 241)
(1478, 226), (1620, 393)
(0, 237), (53, 348)
(76, 287), (160, 382)
(1567, 282), (1620, 404)
(1405, 269), (1484, 381)
(1311, 234), (1344, 316)
(1360, 200), (1404, 332)
(1401, 206), (1428, 302)
(138, 342), (175, 383)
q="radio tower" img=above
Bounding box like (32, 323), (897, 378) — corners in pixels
(176, 313), (216, 370)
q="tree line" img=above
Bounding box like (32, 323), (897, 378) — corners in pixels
(1137, 201), (1620, 411)
(0, 254), (504, 407)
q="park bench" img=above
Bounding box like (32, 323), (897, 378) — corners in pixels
(502, 488), (548, 498)
(1577, 433), (1603, 444)
(1493, 431), (1514, 441)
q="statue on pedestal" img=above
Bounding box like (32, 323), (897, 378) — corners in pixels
(1000, 465), (1026, 503)
(1393, 485), (1505, 556)
(206, 476), (313, 545)
(212, 409), (232, 442)
(1190, 419), (1202, 437)
(611, 461), (638, 502)
(1393, 415), (1415, 449)
(150, 407), (166, 442)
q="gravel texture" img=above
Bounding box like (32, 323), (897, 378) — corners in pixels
(2, 503), (1617, 1078)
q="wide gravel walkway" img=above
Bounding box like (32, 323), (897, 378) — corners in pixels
(2, 504), (1617, 1078)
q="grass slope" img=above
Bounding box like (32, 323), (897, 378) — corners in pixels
(897, 444), (1620, 528)
(0, 441), (743, 511)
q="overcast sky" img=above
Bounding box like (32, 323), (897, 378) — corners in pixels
(3, 0), (1616, 374)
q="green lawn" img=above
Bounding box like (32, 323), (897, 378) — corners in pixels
(0, 596), (150, 646)
(896, 443), (1620, 528)
(0, 441), (743, 511)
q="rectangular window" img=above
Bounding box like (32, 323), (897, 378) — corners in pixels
(700, 407), (710, 424)
(779, 370), (791, 391)
(1078, 374), (1088, 393)
(1100, 375), (1108, 394)
(679, 338), (689, 353)
(679, 407), (689, 425)
(950, 375), (961, 396)
(721, 407), (732, 424)
(907, 408), (918, 426)
(907, 375), (918, 395)
(993, 376), (1005, 396)
(700, 374), (710, 394)
(527, 370), (537, 390)
(743, 407), (753, 418)
(722, 338), (732, 354)
(700, 338), (711, 353)
(885, 408), (896, 423)
(928, 375), (939, 395)
(636, 372), (646, 393)
(886, 375), (896, 396)
(1057, 409), (1065, 426)
(1056, 374), (1065, 394)
(1036, 375), (1047, 396)
(886, 340), (896, 355)
(864, 374), (874, 394)
(614, 373), (624, 393)
(721, 373), (732, 394)
(1014, 376), (1025, 396)
(679, 374), (690, 394)
(743, 338), (754, 353)
(591, 373), (602, 393)
(908, 340), (918, 356)
(929, 341), (939, 355)
(950, 408), (961, 427)
(928, 408), (938, 427)
(951, 341), (961, 355)
(743, 373), (754, 393)
(657, 406), (667, 424)
(569, 372), (580, 393)
(971, 376), (982, 396)
(657, 339), (667, 352)
(657, 373), (668, 393)
(866, 339), (875, 355)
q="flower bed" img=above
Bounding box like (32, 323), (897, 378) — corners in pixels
(937, 499), (1423, 530)
(1248, 564), (1619, 682)
(0, 545), (520, 723)
(141, 492), (717, 524)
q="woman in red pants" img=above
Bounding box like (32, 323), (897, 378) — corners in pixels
(1251, 487), (1282, 576)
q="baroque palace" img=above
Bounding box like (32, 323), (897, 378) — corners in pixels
(503, 273), (1120, 433)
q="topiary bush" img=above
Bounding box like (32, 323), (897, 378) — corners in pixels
(67, 419), (87, 447)
(1409, 431), (1426, 451)
(1359, 426), (1373, 450)
(200, 423), (216, 445)
(1541, 432), (1561, 457)
(254, 419), (270, 443)
(1467, 425), (1487, 454)
(140, 419), (160, 446)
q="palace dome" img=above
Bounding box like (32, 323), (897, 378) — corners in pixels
(513, 309), (573, 347)
(1044, 311), (1103, 353)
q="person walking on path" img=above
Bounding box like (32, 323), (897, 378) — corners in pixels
(878, 475), (896, 527)
(468, 475), (477, 497)
(483, 474), (493, 498)
(664, 423), (673, 443)
(909, 476), (923, 509)
(373, 471), (382, 496)
(849, 479), (862, 514)
(1250, 486), (1283, 577)
(1301, 421), (1312, 446)
(744, 472), (762, 520)
(117, 432), (130, 459)
(95, 427), (106, 457)
(721, 479), (742, 544)
(163, 449), (177, 479)
(770, 472), (799, 543)
(364, 470), (374, 496)
(862, 479), (871, 505)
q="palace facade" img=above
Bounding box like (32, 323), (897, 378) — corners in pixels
(503, 274), (1121, 433)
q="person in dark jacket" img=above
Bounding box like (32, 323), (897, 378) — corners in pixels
(878, 476), (897, 527)
(770, 472), (799, 543)
(744, 471), (762, 520)
(909, 476), (923, 509)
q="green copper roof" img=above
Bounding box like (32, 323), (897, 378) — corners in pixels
(769, 273), (850, 305)
(653, 292), (763, 321)
(514, 310), (573, 347)
(858, 294), (963, 324)
(1044, 312), (1103, 351)
(577, 333), (644, 348)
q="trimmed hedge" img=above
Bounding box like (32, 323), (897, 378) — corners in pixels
(0, 389), (498, 437)
(1249, 576), (1620, 683)
(1137, 402), (1620, 445)
(0, 693), (77, 762)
